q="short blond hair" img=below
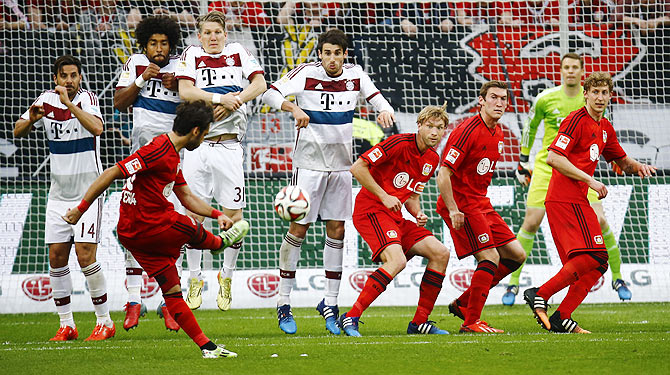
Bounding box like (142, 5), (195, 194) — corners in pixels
(584, 71), (613, 93)
(417, 103), (449, 127)
(197, 11), (226, 32)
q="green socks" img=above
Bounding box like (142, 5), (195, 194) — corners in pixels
(603, 226), (623, 281)
(509, 228), (536, 286)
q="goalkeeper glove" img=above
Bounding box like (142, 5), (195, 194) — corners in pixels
(515, 154), (532, 186)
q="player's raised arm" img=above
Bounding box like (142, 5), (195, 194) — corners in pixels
(62, 165), (125, 225)
(350, 158), (401, 212)
(612, 156), (657, 178)
(14, 104), (44, 138)
(436, 166), (464, 230)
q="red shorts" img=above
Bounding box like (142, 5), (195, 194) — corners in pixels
(118, 214), (202, 277)
(353, 210), (433, 263)
(546, 201), (606, 263)
(441, 210), (516, 260)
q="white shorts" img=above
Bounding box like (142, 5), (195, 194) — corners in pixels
(292, 168), (352, 224)
(182, 140), (245, 209)
(45, 198), (103, 244)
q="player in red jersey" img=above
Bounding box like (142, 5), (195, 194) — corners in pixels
(437, 81), (527, 333)
(337, 105), (451, 336)
(63, 101), (249, 358)
(523, 72), (656, 333)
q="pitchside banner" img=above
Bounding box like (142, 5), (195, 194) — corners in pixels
(1, 183), (669, 313)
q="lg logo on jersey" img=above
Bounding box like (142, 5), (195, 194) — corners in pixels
(476, 158), (496, 175)
(392, 172), (426, 193)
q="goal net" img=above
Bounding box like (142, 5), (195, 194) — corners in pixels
(1, 0), (668, 312)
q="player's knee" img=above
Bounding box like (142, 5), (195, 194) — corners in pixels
(589, 251), (609, 274)
(288, 222), (309, 239)
(521, 219), (541, 233)
(153, 267), (181, 294)
(431, 245), (450, 267)
(325, 224), (345, 240)
(75, 250), (96, 268)
(162, 284), (181, 295)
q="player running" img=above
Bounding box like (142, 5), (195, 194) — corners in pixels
(337, 105), (451, 336)
(14, 55), (114, 342)
(523, 72), (655, 333)
(262, 28), (395, 335)
(63, 100), (249, 358)
(437, 81), (527, 333)
(114, 15), (182, 332)
(503, 53), (632, 306)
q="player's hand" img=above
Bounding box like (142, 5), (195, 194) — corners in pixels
(162, 72), (177, 91)
(377, 111), (396, 128)
(142, 63), (161, 81)
(220, 92), (243, 111)
(55, 86), (72, 105)
(212, 104), (230, 122)
(292, 107), (310, 128)
(28, 105), (45, 123)
(62, 207), (83, 225)
(415, 211), (428, 227)
(515, 161), (532, 186)
(588, 178), (608, 200)
(449, 209), (464, 230)
(611, 161), (624, 175)
(637, 163), (657, 179)
(217, 214), (233, 230)
(381, 194), (402, 212)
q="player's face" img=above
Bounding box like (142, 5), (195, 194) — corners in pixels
(184, 125), (210, 151)
(146, 33), (171, 67)
(198, 21), (226, 54)
(478, 87), (508, 121)
(318, 43), (347, 76)
(54, 65), (81, 98)
(584, 85), (611, 116)
(561, 57), (584, 88)
(417, 117), (447, 148)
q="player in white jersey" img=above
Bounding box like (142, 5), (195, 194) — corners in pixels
(14, 55), (114, 341)
(114, 15), (182, 332)
(175, 11), (267, 311)
(262, 29), (396, 335)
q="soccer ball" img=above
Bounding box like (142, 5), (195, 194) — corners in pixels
(273, 185), (310, 221)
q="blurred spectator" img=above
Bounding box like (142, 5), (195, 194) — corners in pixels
(1, 0), (29, 30)
(455, 1), (506, 27)
(26, 0), (79, 31)
(615, 0), (670, 35)
(576, 0), (616, 24)
(126, 0), (198, 31)
(397, 3), (455, 38)
(209, 1), (272, 31)
(499, 1), (562, 28)
(276, 1), (340, 28)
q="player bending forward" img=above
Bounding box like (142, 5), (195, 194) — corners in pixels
(437, 81), (527, 333)
(523, 72), (655, 334)
(64, 101), (249, 358)
(338, 105), (451, 336)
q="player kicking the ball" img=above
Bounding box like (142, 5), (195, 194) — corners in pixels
(64, 101), (248, 358)
(338, 105), (451, 336)
(523, 72), (655, 334)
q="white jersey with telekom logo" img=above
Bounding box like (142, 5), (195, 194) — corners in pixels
(176, 42), (264, 139)
(270, 62), (393, 171)
(116, 54), (181, 149)
(21, 89), (103, 201)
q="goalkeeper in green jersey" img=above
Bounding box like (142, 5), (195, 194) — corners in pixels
(502, 53), (632, 305)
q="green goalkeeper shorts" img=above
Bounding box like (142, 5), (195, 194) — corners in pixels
(526, 161), (600, 208)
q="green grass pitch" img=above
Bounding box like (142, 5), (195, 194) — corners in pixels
(2, 303), (669, 374)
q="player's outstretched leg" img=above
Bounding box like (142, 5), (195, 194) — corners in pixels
(337, 312), (362, 337)
(157, 302), (180, 332)
(212, 220), (250, 256)
(523, 287), (550, 330)
(277, 304), (297, 334)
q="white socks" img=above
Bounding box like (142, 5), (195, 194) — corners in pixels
(277, 233), (302, 306)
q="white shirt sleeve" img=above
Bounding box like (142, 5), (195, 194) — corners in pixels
(81, 91), (104, 123)
(269, 64), (308, 97)
(175, 45), (197, 82)
(237, 43), (264, 80)
(116, 55), (137, 88)
(21, 93), (46, 128)
(359, 69), (394, 115)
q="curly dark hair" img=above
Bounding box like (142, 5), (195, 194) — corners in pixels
(172, 100), (214, 136)
(135, 15), (181, 55)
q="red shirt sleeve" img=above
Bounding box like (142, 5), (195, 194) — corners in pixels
(175, 170), (187, 186)
(360, 134), (405, 166)
(548, 112), (582, 157)
(115, 138), (160, 178)
(601, 120), (627, 162)
(441, 125), (471, 172)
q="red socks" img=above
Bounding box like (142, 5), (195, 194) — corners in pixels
(164, 291), (209, 347)
(464, 260), (497, 325)
(538, 252), (608, 300)
(412, 268), (445, 324)
(347, 268), (393, 318)
(457, 258), (521, 308)
(557, 265), (608, 319)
